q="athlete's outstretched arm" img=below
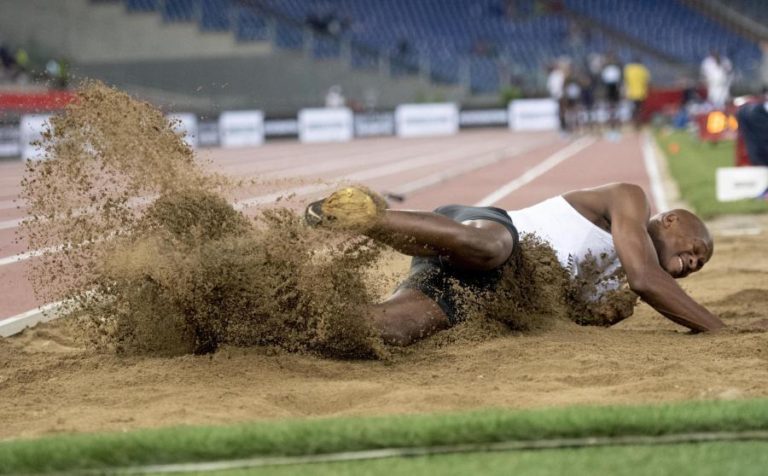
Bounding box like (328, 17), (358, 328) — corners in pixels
(605, 184), (725, 332)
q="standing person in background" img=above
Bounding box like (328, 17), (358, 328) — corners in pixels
(547, 60), (566, 135)
(760, 41), (768, 93)
(624, 57), (651, 129)
(701, 50), (732, 110)
(562, 69), (583, 132)
(600, 52), (623, 140)
(0, 41), (15, 81)
(325, 85), (346, 108)
(582, 52), (604, 131)
(736, 91), (768, 167)
(579, 73), (596, 131)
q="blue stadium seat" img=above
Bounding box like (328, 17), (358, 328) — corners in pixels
(199, 0), (231, 31)
(273, 21), (304, 50)
(125, 0), (159, 12)
(162, 0), (197, 22)
(234, 7), (269, 42)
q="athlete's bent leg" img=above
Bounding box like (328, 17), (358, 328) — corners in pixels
(366, 210), (515, 271)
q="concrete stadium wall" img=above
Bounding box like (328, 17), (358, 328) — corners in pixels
(75, 53), (466, 115)
(0, 0), (271, 62)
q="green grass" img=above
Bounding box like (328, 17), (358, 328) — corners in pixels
(654, 129), (768, 218)
(191, 442), (768, 476)
(2, 399), (768, 474)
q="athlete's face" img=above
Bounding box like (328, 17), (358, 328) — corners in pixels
(653, 212), (713, 279)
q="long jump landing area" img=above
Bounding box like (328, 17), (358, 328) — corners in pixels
(1, 130), (767, 440)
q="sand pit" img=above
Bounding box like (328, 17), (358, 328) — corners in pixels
(3, 82), (767, 441)
(1, 230), (768, 440)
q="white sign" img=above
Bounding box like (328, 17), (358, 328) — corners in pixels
(19, 114), (51, 160)
(167, 113), (198, 149)
(219, 110), (264, 148)
(716, 166), (768, 201)
(508, 99), (558, 131)
(395, 103), (459, 138)
(298, 108), (353, 143)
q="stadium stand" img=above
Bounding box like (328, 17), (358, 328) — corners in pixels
(108, 0), (684, 93)
(106, 0), (763, 93)
(3, 0), (762, 102)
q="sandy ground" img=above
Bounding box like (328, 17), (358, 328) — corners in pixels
(1, 229), (767, 441)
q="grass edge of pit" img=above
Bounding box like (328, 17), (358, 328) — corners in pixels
(1, 398), (768, 474)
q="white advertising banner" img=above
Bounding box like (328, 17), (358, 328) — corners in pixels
(508, 99), (559, 131)
(395, 103), (459, 138)
(167, 113), (198, 149)
(716, 166), (768, 201)
(219, 110), (265, 148)
(19, 114), (51, 160)
(298, 108), (353, 143)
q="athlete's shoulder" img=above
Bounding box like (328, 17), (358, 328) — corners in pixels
(602, 183), (652, 219)
(606, 182), (647, 199)
(568, 183), (650, 218)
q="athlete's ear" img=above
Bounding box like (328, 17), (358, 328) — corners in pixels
(662, 212), (678, 228)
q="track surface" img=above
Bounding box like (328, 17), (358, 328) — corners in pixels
(0, 130), (653, 323)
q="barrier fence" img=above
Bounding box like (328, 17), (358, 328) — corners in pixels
(7, 99), (564, 157)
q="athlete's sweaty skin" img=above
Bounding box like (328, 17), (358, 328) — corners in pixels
(346, 183), (768, 345)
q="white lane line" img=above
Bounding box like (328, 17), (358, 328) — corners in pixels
(0, 300), (65, 337)
(474, 137), (596, 206)
(0, 199), (19, 211)
(0, 245), (63, 267)
(0, 217), (23, 231)
(389, 140), (544, 196)
(641, 131), (670, 211)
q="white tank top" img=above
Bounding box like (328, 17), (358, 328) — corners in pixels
(507, 196), (621, 297)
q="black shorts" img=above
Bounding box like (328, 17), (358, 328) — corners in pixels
(396, 205), (519, 325)
(606, 83), (621, 104)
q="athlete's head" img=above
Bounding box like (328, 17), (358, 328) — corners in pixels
(648, 210), (713, 278)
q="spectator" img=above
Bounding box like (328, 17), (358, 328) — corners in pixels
(325, 85), (345, 108)
(0, 41), (15, 80)
(15, 47), (29, 71)
(547, 60), (566, 133)
(624, 57), (651, 129)
(396, 38), (411, 57)
(45, 58), (69, 89)
(580, 72), (596, 130)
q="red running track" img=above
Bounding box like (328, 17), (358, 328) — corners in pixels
(0, 130), (654, 324)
